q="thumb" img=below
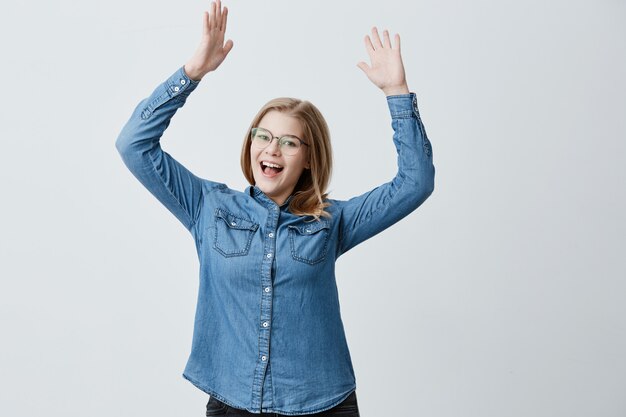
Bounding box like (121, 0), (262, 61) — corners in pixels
(223, 39), (234, 57)
(356, 61), (370, 74)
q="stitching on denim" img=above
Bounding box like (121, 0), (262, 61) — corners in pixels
(214, 208), (258, 230)
(269, 360), (276, 412)
(288, 224), (330, 265)
(270, 388), (357, 415)
(205, 396), (228, 415)
(212, 208), (257, 257)
(390, 109), (414, 119)
(182, 374), (243, 412)
(415, 117), (433, 158)
(184, 374), (356, 415)
(141, 90), (170, 119)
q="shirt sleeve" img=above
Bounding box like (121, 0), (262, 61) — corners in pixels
(335, 92), (435, 256)
(115, 66), (205, 232)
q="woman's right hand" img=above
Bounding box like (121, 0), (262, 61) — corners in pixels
(184, 0), (233, 81)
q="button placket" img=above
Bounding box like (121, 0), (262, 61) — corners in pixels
(412, 94), (422, 119)
(251, 201), (279, 410)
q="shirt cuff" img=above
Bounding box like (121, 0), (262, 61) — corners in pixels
(139, 66), (201, 119)
(167, 65), (201, 98)
(386, 92), (420, 119)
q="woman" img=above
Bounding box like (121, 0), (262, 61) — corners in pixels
(115, 1), (435, 416)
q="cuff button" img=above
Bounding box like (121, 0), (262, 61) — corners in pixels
(180, 79), (186, 85)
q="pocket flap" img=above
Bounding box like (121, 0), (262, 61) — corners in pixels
(288, 220), (330, 235)
(215, 208), (259, 231)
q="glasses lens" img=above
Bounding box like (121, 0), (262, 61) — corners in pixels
(252, 128), (272, 148)
(278, 136), (301, 156)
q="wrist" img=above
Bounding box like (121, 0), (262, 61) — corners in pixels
(183, 63), (207, 81)
(383, 83), (410, 96)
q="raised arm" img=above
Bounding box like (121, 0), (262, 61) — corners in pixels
(115, 0), (234, 232)
(336, 27), (435, 255)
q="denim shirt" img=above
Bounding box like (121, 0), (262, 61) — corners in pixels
(115, 66), (435, 415)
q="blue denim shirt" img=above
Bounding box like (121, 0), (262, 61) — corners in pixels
(115, 66), (435, 415)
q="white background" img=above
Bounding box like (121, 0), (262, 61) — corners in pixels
(1, 1), (625, 416)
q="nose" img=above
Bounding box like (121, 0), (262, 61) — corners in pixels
(264, 137), (281, 155)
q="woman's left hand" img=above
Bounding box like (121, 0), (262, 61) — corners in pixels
(357, 27), (410, 96)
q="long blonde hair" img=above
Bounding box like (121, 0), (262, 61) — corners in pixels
(241, 98), (333, 219)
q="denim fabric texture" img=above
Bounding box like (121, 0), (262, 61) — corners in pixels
(206, 391), (360, 417)
(115, 66), (435, 415)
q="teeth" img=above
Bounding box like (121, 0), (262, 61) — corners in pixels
(262, 161), (283, 169)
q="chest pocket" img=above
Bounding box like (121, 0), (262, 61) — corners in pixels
(213, 208), (259, 257)
(288, 220), (331, 265)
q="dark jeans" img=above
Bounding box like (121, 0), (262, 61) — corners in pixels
(206, 391), (360, 417)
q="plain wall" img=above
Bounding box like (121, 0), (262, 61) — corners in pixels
(1, 1), (625, 416)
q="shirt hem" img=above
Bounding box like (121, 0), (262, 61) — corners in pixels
(182, 372), (356, 415)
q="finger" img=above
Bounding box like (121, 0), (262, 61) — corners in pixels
(222, 6), (228, 32)
(203, 11), (209, 35)
(209, 1), (216, 30)
(382, 29), (392, 48)
(371, 26), (383, 49)
(364, 35), (375, 56)
(215, 0), (222, 30)
(394, 33), (401, 51)
(356, 61), (370, 74)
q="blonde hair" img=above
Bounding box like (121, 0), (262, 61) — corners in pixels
(241, 97), (333, 219)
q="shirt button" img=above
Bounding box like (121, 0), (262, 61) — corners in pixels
(305, 229), (311, 233)
(262, 321), (269, 328)
(266, 253), (272, 258)
(180, 79), (186, 85)
(264, 287), (271, 293)
(268, 232), (274, 238)
(173, 86), (180, 92)
(231, 221), (237, 226)
(261, 355), (267, 361)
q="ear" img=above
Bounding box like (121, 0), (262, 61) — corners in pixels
(304, 160), (311, 169)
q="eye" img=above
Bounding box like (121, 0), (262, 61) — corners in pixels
(253, 128), (272, 141)
(281, 137), (298, 148)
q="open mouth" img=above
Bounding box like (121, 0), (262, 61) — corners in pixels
(260, 161), (284, 177)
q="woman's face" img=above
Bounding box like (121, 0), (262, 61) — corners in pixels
(250, 110), (310, 206)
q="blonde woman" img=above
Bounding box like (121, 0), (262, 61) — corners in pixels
(115, 1), (434, 415)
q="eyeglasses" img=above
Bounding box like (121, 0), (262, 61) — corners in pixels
(251, 127), (309, 156)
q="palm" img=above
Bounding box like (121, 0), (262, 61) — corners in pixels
(196, 28), (228, 72)
(357, 27), (408, 95)
(185, 0), (233, 80)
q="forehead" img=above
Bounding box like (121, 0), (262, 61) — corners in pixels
(258, 110), (303, 137)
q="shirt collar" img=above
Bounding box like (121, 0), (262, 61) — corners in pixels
(247, 185), (293, 210)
